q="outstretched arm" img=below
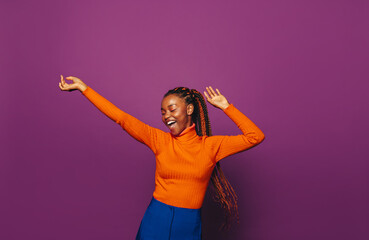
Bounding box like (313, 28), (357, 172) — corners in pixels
(59, 75), (165, 153)
(204, 86), (265, 162)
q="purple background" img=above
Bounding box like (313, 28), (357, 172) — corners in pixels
(1, 0), (368, 239)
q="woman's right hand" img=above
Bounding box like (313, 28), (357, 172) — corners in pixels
(59, 75), (88, 92)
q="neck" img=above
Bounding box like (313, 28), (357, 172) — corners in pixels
(172, 123), (197, 141)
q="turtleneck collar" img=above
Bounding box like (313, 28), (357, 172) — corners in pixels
(171, 123), (198, 141)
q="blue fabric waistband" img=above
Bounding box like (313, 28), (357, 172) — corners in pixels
(136, 197), (202, 239)
(150, 197), (201, 212)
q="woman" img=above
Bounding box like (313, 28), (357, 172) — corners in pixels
(59, 75), (265, 240)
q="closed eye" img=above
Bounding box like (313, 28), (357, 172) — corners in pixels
(161, 109), (176, 115)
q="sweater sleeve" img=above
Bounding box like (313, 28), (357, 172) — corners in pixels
(81, 86), (166, 154)
(207, 104), (265, 163)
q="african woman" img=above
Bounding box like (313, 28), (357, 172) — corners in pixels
(59, 75), (265, 240)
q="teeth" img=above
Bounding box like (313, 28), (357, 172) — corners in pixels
(167, 121), (176, 125)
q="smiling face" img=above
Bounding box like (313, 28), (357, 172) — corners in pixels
(161, 94), (194, 136)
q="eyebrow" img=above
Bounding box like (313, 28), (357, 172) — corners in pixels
(161, 104), (176, 110)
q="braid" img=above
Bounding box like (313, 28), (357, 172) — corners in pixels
(190, 89), (211, 137)
(164, 87), (239, 230)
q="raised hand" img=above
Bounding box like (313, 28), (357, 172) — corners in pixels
(59, 75), (87, 92)
(203, 86), (230, 110)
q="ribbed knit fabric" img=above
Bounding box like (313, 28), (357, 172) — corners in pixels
(82, 86), (265, 209)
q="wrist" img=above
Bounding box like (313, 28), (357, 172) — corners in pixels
(220, 103), (230, 111)
(78, 83), (88, 93)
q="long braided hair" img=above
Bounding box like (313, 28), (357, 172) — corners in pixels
(164, 87), (239, 230)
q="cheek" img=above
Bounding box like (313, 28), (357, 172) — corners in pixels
(176, 111), (189, 123)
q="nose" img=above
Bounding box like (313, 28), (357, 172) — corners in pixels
(163, 111), (171, 120)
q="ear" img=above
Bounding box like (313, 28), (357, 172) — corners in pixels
(187, 103), (194, 116)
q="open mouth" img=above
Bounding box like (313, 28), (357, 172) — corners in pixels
(167, 120), (177, 129)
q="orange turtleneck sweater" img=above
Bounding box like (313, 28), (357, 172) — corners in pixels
(82, 86), (265, 209)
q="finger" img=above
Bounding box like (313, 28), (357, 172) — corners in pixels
(209, 86), (217, 96)
(61, 80), (69, 89)
(204, 91), (210, 101)
(66, 76), (79, 82)
(62, 79), (66, 87)
(59, 82), (66, 90)
(216, 88), (221, 95)
(61, 75), (65, 85)
(206, 87), (214, 98)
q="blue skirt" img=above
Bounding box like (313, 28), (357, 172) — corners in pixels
(136, 197), (202, 240)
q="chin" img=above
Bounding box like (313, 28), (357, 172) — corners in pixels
(171, 131), (180, 136)
(171, 128), (183, 136)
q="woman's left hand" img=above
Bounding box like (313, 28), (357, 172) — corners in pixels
(204, 86), (230, 110)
